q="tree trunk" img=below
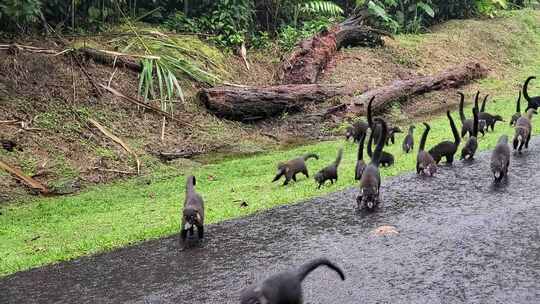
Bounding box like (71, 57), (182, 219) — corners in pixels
(78, 47), (142, 72)
(199, 84), (354, 121)
(279, 12), (386, 85)
(347, 62), (489, 115)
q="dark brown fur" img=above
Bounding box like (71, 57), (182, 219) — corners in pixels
(272, 154), (319, 186)
(513, 108), (537, 153)
(461, 107), (479, 160)
(523, 76), (540, 110)
(314, 148), (343, 189)
(429, 111), (460, 165)
(417, 123), (437, 176)
(180, 175), (205, 249)
(510, 91), (522, 126)
(491, 135), (510, 182)
(355, 133), (367, 181)
(402, 125), (415, 153)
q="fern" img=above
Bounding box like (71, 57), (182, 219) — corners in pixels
(298, 1), (344, 17)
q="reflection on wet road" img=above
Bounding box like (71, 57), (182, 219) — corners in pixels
(2, 138), (539, 304)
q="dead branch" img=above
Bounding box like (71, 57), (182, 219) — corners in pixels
(0, 160), (50, 194)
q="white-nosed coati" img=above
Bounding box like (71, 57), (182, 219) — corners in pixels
(272, 154), (319, 186)
(417, 123), (437, 176)
(386, 126), (402, 146)
(366, 97), (400, 146)
(491, 135), (511, 182)
(355, 133), (367, 181)
(510, 91), (522, 126)
(513, 108), (537, 153)
(460, 91), (486, 138)
(367, 124), (394, 167)
(478, 94), (504, 132)
(523, 76), (540, 110)
(461, 107), (479, 161)
(429, 111), (460, 165)
(180, 175), (205, 249)
(357, 117), (386, 211)
(240, 258), (345, 304)
(402, 125), (415, 153)
(314, 148), (343, 189)
(345, 120), (369, 143)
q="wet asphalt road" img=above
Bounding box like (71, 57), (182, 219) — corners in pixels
(2, 138), (540, 304)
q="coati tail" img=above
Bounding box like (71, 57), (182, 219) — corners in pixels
(302, 153), (319, 161)
(419, 122), (430, 151)
(523, 76), (536, 104)
(372, 117), (387, 166)
(447, 111), (460, 146)
(186, 175), (196, 193)
(357, 133), (366, 161)
(474, 91), (480, 109)
(367, 96), (376, 127)
(458, 92), (466, 122)
(296, 258), (345, 282)
(480, 94), (489, 112)
(335, 148), (344, 167)
(516, 91), (522, 112)
(472, 107), (479, 138)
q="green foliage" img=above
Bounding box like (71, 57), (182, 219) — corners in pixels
(365, 0), (436, 33)
(278, 17), (335, 50)
(199, 0), (253, 47)
(476, 0), (508, 17)
(249, 31), (272, 49)
(0, 0), (41, 32)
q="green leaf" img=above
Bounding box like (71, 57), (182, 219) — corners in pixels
(417, 2), (435, 18)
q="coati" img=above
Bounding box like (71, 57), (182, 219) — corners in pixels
(429, 111), (460, 165)
(314, 148), (343, 189)
(240, 258), (345, 304)
(491, 135), (510, 182)
(386, 126), (402, 146)
(272, 154), (319, 186)
(523, 76), (540, 110)
(510, 91), (522, 126)
(460, 107), (479, 161)
(460, 91), (486, 138)
(354, 133), (367, 181)
(513, 108), (537, 153)
(345, 120), (369, 143)
(416, 123), (437, 176)
(357, 117), (386, 211)
(367, 123), (394, 167)
(180, 175), (205, 249)
(402, 125), (415, 153)
(366, 97), (399, 146)
(478, 94), (504, 132)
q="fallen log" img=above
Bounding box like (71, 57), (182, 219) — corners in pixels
(0, 160), (50, 194)
(279, 11), (387, 85)
(199, 83), (355, 121)
(348, 62), (489, 115)
(78, 47), (145, 72)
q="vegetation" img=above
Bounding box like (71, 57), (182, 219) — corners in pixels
(1, 10), (539, 278)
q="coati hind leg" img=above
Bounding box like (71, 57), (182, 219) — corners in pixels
(292, 174), (297, 182)
(302, 168), (309, 178)
(197, 225), (204, 240)
(446, 154), (454, 165)
(525, 134), (531, 149)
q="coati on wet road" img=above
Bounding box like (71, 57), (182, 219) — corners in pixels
(429, 111), (460, 165)
(180, 175), (205, 249)
(314, 148), (343, 189)
(461, 107), (479, 161)
(510, 91), (522, 126)
(513, 108), (537, 153)
(417, 123), (437, 176)
(523, 76), (540, 110)
(491, 135), (511, 182)
(240, 258), (345, 304)
(402, 125), (415, 153)
(355, 133), (367, 181)
(272, 154), (319, 186)
(357, 117), (387, 211)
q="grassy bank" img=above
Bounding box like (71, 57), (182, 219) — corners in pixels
(1, 11), (540, 277)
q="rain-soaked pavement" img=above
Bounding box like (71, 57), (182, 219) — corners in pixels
(2, 138), (540, 304)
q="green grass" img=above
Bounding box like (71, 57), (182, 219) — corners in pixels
(1, 11), (540, 277)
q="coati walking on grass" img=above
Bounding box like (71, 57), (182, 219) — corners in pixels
(461, 107), (479, 161)
(491, 135), (511, 182)
(355, 133), (367, 181)
(478, 94), (504, 132)
(402, 125), (415, 153)
(510, 91), (522, 126)
(272, 154), (319, 186)
(523, 76), (540, 110)
(386, 126), (402, 145)
(240, 258), (345, 304)
(367, 124), (394, 167)
(460, 92), (486, 138)
(417, 123), (437, 176)
(314, 148), (343, 189)
(366, 96), (399, 146)
(180, 176), (205, 249)
(513, 108), (537, 153)
(357, 117), (387, 211)
(429, 111), (460, 165)
(345, 120), (369, 143)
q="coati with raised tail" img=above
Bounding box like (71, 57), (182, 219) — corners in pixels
(314, 148), (343, 189)
(461, 107), (479, 161)
(386, 126), (402, 145)
(510, 91), (522, 126)
(523, 76), (540, 110)
(272, 153), (319, 186)
(180, 175), (205, 249)
(367, 123), (394, 167)
(429, 111), (460, 165)
(345, 120), (369, 143)
(416, 123), (437, 176)
(355, 133), (367, 181)
(513, 108), (537, 153)
(478, 94), (504, 132)
(357, 117), (386, 211)
(402, 125), (415, 153)
(366, 96), (399, 146)
(240, 258), (345, 304)
(460, 91), (486, 138)
(491, 135), (510, 182)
